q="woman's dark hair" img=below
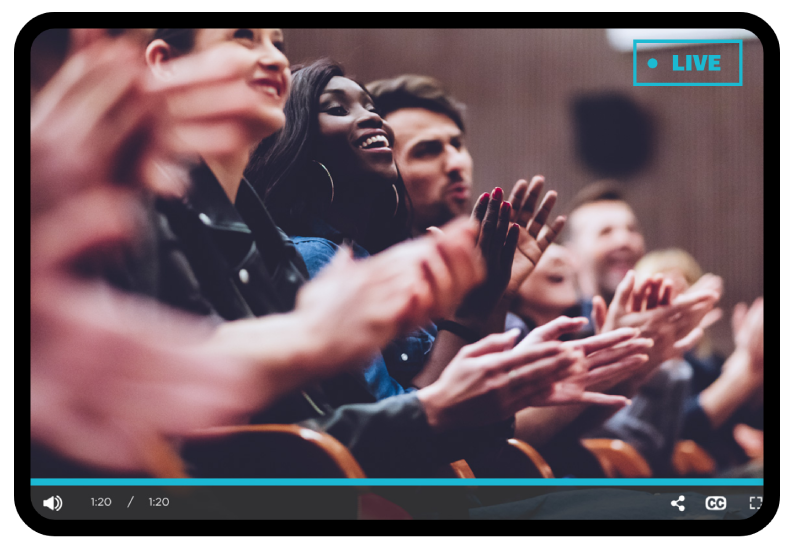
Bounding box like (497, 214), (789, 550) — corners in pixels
(246, 58), (411, 254)
(152, 29), (196, 56)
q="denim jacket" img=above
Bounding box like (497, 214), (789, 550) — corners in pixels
(291, 219), (437, 399)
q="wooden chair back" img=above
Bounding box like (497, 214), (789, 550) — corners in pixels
(436, 459), (476, 478)
(672, 440), (717, 477)
(181, 424), (366, 478)
(580, 438), (652, 478)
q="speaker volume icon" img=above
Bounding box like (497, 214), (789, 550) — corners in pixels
(43, 495), (63, 511)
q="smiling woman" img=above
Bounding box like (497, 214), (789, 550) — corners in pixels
(247, 59), (411, 255)
(147, 28), (290, 203)
(247, 59), (424, 401)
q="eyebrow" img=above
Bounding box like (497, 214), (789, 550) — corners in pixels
(410, 132), (464, 149)
(319, 88), (373, 104)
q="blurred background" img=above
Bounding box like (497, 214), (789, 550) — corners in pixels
(284, 28), (764, 354)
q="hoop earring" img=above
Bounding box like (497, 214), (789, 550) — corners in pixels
(312, 160), (335, 205)
(391, 184), (399, 218)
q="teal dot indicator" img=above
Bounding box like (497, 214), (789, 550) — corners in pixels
(647, 58), (658, 69)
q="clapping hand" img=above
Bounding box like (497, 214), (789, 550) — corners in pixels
(506, 176), (566, 295)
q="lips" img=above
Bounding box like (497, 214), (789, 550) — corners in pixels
(250, 76), (285, 100)
(446, 182), (471, 201)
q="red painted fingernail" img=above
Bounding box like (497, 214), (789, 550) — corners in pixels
(479, 192), (489, 202)
(501, 201), (511, 210)
(492, 187), (503, 200)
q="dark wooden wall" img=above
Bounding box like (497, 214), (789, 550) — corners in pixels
(284, 29), (764, 354)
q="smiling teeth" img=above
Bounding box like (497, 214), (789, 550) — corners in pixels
(360, 135), (389, 149)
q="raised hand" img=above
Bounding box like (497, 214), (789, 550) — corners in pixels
(417, 326), (645, 433)
(506, 176), (567, 294)
(417, 331), (578, 432)
(456, 187), (519, 317)
(516, 315), (590, 348)
(593, 270), (721, 373)
(516, 316), (653, 400)
(30, 36), (162, 214)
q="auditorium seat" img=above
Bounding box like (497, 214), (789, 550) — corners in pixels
(580, 438), (653, 478)
(672, 439), (717, 477)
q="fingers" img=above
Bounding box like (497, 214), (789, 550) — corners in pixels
(420, 251), (456, 315)
(673, 327), (705, 353)
(458, 329), (521, 359)
(528, 190), (557, 238)
(659, 280), (673, 306)
(489, 201), (511, 265)
(534, 316), (590, 343)
(478, 187), (503, 255)
(731, 301), (748, 338)
(435, 218), (485, 285)
(515, 176), (543, 226)
(582, 354), (650, 387)
(471, 192), (490, 233)
(499, 224), (520, 275)
(507, 346), (584, 393)
(508, 179), (529, 221)
(584, 338), (652, 369)
(535, 215), (566, 253)
(482, 340), (566, 374)
(571, 327), (640, 355)
(699, 307), (723, 330)
(431, 236), (479, 313)
(31, 188), (141, 276)
(575, 391), (630, 408)
(646, 274), (664, 310)
(592, 296), (607, 333)
(606, 270), (635, 323)
(630, 276), (650, 312)
(688, 273), (724, 298)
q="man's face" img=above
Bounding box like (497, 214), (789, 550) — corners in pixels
(386, 108), (473, 234)
(567, 201), (646, 300)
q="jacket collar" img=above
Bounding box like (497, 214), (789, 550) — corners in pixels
(185, 163), (250, 233)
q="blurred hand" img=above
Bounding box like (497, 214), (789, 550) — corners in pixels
(733, 423), (764, 460)
(517, 316), (653, 396)
(417, 328), (634, 433)
(732, 297), (764, 372)
(31, 188), (268, 474)
(30, 35), (163, 214)
(31, 31), (284, 216)
(291, 218), (484, 374)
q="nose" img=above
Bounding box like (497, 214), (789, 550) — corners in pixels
(256, 43), (289, 75)
(444, 145), (471, 177)
(610, 227), (638, 249)
(356, 108), (385, 130)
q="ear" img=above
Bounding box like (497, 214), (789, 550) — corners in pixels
(145, 39), (175, 79)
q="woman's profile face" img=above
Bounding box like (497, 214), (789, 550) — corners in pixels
(315, 76), (398, 186)
(188, 29), (291, 140)
(516, 244), (580, 315)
